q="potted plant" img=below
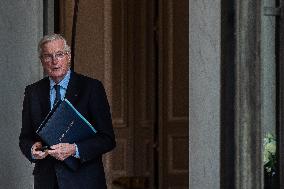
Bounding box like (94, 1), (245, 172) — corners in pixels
(263, 133), (277, 189)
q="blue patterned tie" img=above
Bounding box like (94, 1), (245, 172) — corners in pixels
(54, 85), (61, 104)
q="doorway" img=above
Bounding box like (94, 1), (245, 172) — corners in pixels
(57, 0), (188, 188)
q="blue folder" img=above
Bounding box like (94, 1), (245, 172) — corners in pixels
(36, 98), (97, 171)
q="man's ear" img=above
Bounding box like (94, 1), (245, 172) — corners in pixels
(68, 53), (71, 62)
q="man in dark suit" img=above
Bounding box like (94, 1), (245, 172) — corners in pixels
(19, 34), (116, 189)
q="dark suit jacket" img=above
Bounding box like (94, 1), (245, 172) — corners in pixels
(19, 72), (116, 189)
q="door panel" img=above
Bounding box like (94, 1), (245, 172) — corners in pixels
(159, 0), (189, 188)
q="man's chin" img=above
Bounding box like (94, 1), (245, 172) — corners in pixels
(49, 74), (65, 83)
(49, 70), (63, 76)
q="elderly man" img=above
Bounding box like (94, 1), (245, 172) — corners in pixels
(19, 34), (115, 189)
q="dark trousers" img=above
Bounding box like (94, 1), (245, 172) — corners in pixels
(34, 175), (59, 189)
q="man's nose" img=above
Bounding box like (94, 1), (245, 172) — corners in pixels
(51, 56), (60, 64)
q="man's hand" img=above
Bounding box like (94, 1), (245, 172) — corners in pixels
(31, 142), (48, 159)
(48, 143), (76, 161)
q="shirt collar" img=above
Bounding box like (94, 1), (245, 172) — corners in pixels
(49, 70), (71, 90)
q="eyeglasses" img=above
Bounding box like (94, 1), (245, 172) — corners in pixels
(41, 51), (68, 62)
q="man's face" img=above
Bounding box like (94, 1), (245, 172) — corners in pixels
(40, 39), (70, 83)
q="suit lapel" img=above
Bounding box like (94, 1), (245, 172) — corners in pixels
(38, 77), (51, 118)
(65, 72), (80, 105)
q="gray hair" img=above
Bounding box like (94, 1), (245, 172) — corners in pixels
(38, 34), (71, 57)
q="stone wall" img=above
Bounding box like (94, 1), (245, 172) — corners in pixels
(0, 1), (43, 188)
(189, 1), (221, 188)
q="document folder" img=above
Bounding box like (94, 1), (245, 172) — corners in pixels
(36, 98), (97, 170)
